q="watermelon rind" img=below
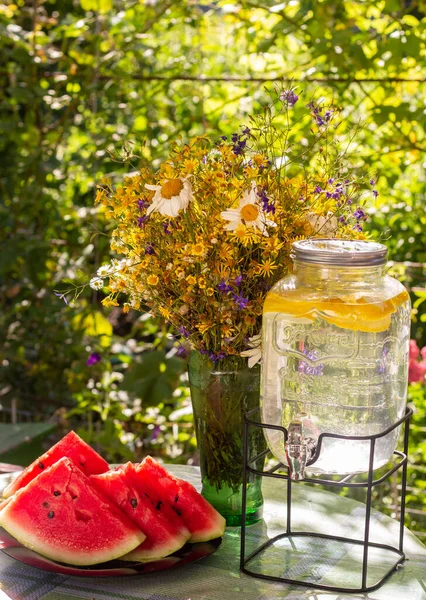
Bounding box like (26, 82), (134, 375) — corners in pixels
(2, 430), (109, 499)
(0, 457), (145, 566)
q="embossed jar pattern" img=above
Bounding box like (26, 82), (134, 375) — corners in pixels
(261, 239), (411, 475)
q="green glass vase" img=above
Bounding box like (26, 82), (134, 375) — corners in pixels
(188, 351), (265, 526)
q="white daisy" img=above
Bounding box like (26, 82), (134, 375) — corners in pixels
(145, 176), (193, 218)
(221, 182), (276, 237)
(97, 264), (111, 278)
(89, 277), (104, 290)
(241, 332), (262, 368)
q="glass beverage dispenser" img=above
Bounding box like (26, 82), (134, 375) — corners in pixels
(261, 239), (411, 479)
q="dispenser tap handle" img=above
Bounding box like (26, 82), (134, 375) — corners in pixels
(285, 420), (307, 481)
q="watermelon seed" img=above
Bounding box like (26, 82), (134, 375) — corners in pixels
(130, 498), (137, 508)
(42, 502), (49, 508)
(175, 494), (179, 503)
(172, 505), (182, 517)
(48, 511), (55, 519)
(71, 494), (78, 500)
(38, 462), (45, 470)
(156, 501), (163, 511)
(53, 491), (61, 497)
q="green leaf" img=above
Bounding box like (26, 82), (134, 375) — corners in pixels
(80, 0), (113, 13)
(122, 350), (186, 405)
(72, 312), (113, 346)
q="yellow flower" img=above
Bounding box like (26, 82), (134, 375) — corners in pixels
(233, 224), (247, 240)
(147, 274), (159, 286)
(191, 242), (207, 257)
(253, 154), (268, 167)
(159, 306), (172, 319)
(221, 325), (235, 338)
(102, 295), (120, 307)
(198, 276), (206, 289)
(256, 259), (279, 277)
(186, 275), (197, 286)
(206, 287), (215, 297)
(197, 321), (213, 334)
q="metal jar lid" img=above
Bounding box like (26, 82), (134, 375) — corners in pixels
(291, 239), (388, 266)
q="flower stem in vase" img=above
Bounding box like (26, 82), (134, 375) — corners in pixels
(188, 351), (265, 526)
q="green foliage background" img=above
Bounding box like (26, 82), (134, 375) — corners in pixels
(1, 0), (425, 535)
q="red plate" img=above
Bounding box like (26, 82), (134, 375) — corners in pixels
(0, 472), (221, 577)
(0, 527), (222, 577)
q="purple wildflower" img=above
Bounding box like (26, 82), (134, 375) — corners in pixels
(231, 132), (247, 155)
(369, 179), (375, 185)
(353, 208), (366, 220)
(338, 216), (346, 224)
(314, 186), (322, 194)
(209, 351), (226, 363)
(353, 223), (363, 232)
(137, 199), (148, 211)
(202, 155), (207, 164)
(87, 352), (101, 367)
(221, 135), (227, 141)
(234, 275), (243, 287)
(328, 178), (334, 184)
(178, 325), (191, 339)
(176, 345), (189, 358)
(257, 187), (275, 214)
(54, 291), (68, 305)
(373, 190), (379, 198)
(200, 348), (209, 355)
(217, 279), (232, 293)
(151, 425), (162, 441)
(242, 126), (251, 135)
(138, 215), (149, 228)
(145, 244), (155, 255)
(280, 90), (299, 106)
(232, 292), (249, 310)
(163, 221), (171, 234)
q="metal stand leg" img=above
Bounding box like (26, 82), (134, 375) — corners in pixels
(240, 407), (412, 594)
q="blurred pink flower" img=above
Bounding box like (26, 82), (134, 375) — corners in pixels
(408, 340), (426, 384)
(409, 339), (420, 360)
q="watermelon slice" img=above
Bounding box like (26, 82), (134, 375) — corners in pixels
(132, 457), (226, 543)
(91, 462), (190, 561)
(3, 431), (109, 499)
(0, 457), (145, 566)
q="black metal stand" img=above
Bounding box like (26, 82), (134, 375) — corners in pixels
(240, 407), (412, 594)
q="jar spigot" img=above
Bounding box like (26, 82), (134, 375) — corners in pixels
(285, 420), (308, 481)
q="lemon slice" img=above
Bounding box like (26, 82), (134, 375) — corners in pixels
(264, 289), (409, 333)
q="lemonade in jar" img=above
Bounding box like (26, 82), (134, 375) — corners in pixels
(261, 239), (411, 476)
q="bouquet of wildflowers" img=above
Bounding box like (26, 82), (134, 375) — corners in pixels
(93, 87), (373, 364)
